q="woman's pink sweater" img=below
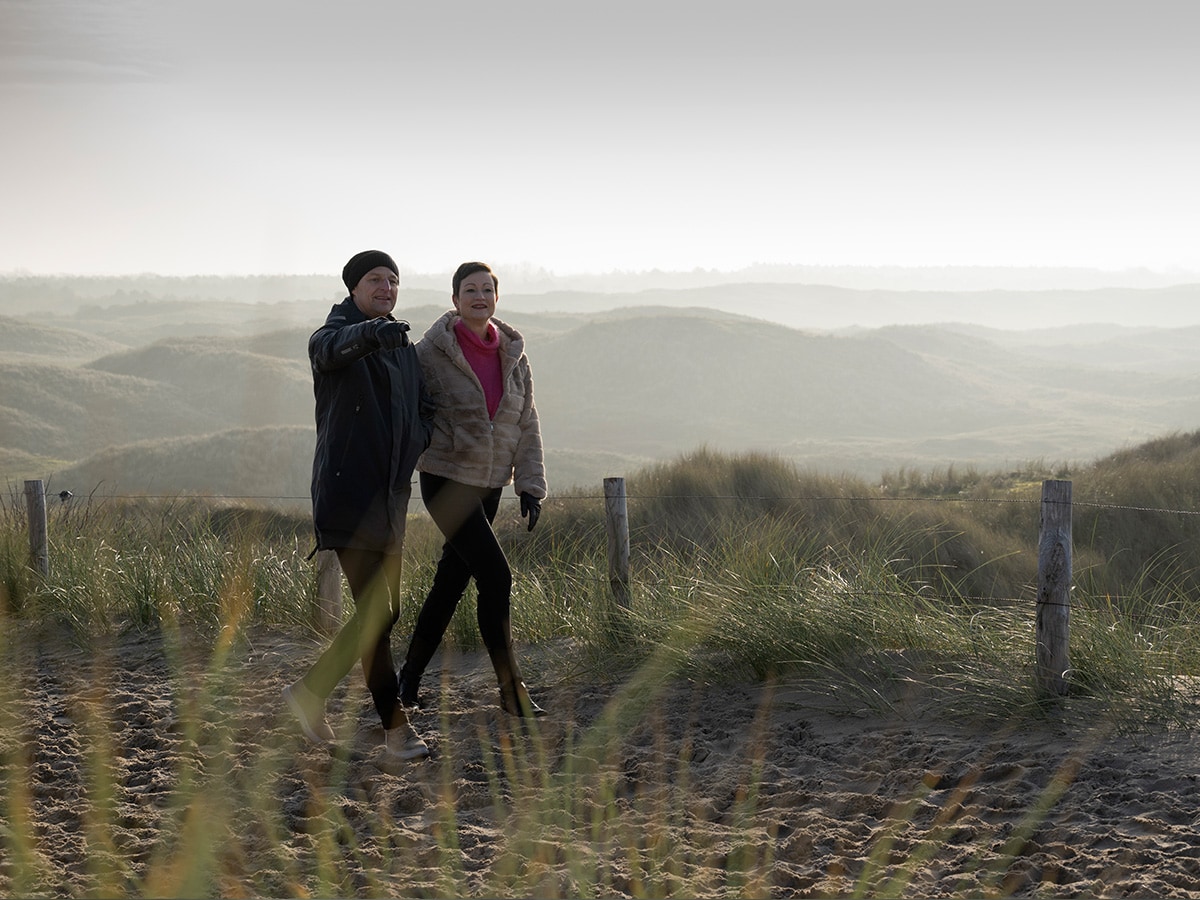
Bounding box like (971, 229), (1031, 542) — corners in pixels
(454, 319), (503, 420)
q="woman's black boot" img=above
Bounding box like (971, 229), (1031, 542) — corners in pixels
(488, 620), (546, 718)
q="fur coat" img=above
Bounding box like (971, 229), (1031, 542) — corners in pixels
(415, 311), (547, 498)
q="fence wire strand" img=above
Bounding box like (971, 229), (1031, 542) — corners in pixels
(19, 488), (1200, 520)
(14, 484), (1200, 554)
(12, 479), (1200, 621)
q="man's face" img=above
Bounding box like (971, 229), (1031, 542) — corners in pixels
(351, 266), (399, 318)
(452, 270), (497, 327)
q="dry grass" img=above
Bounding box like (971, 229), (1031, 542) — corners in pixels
(3, 440), (1200, 896)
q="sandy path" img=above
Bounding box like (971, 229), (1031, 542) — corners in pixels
(3, 626), (1200, 898)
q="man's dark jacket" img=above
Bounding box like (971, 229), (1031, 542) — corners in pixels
(309, 297), (434, 553)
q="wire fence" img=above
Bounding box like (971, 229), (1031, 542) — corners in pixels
(11, 479), (1200, 595)
(15, 488), (1200, 519)
(10, 476), (1200, 686)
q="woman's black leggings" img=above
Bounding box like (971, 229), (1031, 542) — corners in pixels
(413, 472), (511, 657)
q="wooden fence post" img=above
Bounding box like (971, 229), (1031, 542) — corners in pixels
(604, 477), (631, 610)
(315, 550), (342, 634)
(24, 480), (49, 578)
(1036, 479), (1072, 697)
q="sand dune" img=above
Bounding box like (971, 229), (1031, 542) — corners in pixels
(4, 627), (1200, 898)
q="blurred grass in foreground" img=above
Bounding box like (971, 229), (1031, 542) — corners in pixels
(3, 436), (1200, 896)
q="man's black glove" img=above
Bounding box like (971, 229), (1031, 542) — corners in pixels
(520, 492), (541, 532)
(373, 318), (410, 350)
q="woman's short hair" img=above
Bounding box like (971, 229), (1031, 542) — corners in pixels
(452, 261), (497, 297)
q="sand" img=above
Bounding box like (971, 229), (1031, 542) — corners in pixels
(3, 626), (1200, 898)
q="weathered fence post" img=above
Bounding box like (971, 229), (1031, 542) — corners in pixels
(315, 549), (342, 634)
(24, 479), (49, 578)
(604, 477), (631, 610)
(1036, 479), (1072, 697)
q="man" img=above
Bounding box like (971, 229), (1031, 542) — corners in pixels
(284, 249), (435, 761)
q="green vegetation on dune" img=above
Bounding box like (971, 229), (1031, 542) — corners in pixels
(85, 337), (312, 420)
(0, 314), (130, 361)
(49, 425), (316, 508)
(6, 437), (1200, 723)
(6, 296), (1200, 493)
(0, 361), (203, 459)
(3, 441), (1199, 898)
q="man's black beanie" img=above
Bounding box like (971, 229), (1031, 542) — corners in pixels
(342, 250), (399, 293)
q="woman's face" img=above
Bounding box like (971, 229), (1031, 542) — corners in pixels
(453, 270), (497, 327)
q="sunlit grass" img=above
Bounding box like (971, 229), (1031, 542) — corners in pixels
(3, 441), (1200, 897)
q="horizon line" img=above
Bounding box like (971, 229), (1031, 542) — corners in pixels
(3, 262), (1200, 280)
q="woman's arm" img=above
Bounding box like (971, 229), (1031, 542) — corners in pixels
(511, 358), (547, 499)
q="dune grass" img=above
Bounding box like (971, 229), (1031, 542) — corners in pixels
(3, 438), (1200, 897)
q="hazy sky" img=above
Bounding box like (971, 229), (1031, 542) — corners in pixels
(2, 0), (1198, 279)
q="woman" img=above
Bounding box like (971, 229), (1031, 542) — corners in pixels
(399, 261), (548, 717)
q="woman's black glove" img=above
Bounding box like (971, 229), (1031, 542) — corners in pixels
(520, 492), (541, 531)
